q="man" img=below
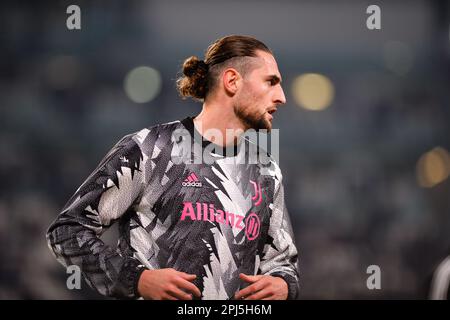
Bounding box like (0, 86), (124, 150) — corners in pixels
(47, 35), (300, 300)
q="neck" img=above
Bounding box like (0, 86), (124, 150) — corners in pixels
(193, 100), (246, 147)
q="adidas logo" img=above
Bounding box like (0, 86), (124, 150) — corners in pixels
(182, 172), (202, 188)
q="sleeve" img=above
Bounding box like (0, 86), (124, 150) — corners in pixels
(46, 132), (148, 299)
(259, 174), (300, 300)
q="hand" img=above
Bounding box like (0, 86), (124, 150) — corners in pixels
(137, 268), (202, 300)
(234, 273), (288, 300)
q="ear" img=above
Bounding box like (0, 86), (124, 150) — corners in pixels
(222, 68), (241, 95)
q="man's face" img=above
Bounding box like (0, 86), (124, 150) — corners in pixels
(234, 50), (286, 131)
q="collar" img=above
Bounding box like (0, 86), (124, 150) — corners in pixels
(180, 116), (241, 157)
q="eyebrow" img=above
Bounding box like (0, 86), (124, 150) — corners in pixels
(267, 75), (282, 84)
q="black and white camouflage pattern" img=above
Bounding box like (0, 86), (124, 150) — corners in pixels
(46, 117), (300, 299)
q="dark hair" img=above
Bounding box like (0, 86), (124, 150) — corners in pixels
(177, 35), (272, 101)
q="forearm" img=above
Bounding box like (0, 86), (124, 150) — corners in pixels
(259, 177), (300, 300)
(47, 218), (146, 299)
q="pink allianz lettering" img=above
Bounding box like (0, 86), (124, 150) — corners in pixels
(180, 202), (244, 230)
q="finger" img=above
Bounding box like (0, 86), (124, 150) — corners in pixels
(162, 294), (178, 301)
(175, 278), (202, 297)
(178, 272), (197, 281)
(167, 286), (193, 300)
(235, 282), (267, 300)
(239, 273), (262, 283)
(235, 287), (256, 300)
(245, 289), (272, 300)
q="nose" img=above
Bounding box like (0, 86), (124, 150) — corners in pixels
(274, 85), (286, 105)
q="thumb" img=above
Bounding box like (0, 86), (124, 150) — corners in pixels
(239, 273), (262, 283)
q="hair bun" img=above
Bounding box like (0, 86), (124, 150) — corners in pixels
(183, 56), (209, 77)
(177, 56), (209, 100)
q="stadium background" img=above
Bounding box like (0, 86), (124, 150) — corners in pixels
(1, 0), (449, 299)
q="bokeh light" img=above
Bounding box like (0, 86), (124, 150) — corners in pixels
(124, 66), (161, 103)
(292, 73), (334, 111)
(416, 147), (450, 188)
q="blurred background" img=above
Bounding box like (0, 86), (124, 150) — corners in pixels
(1, 0), (449, 299)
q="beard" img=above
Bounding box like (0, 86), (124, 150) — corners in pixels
(234, 103), (271, 131)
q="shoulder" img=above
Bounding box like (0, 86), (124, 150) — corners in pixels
(261, 157), (283, 184)
(124, 119), (185, 153)
(103, 120), (183, 163)
(132, 119), (183, 145)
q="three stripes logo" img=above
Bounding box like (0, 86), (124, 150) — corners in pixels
(182, 172), (203, 188)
